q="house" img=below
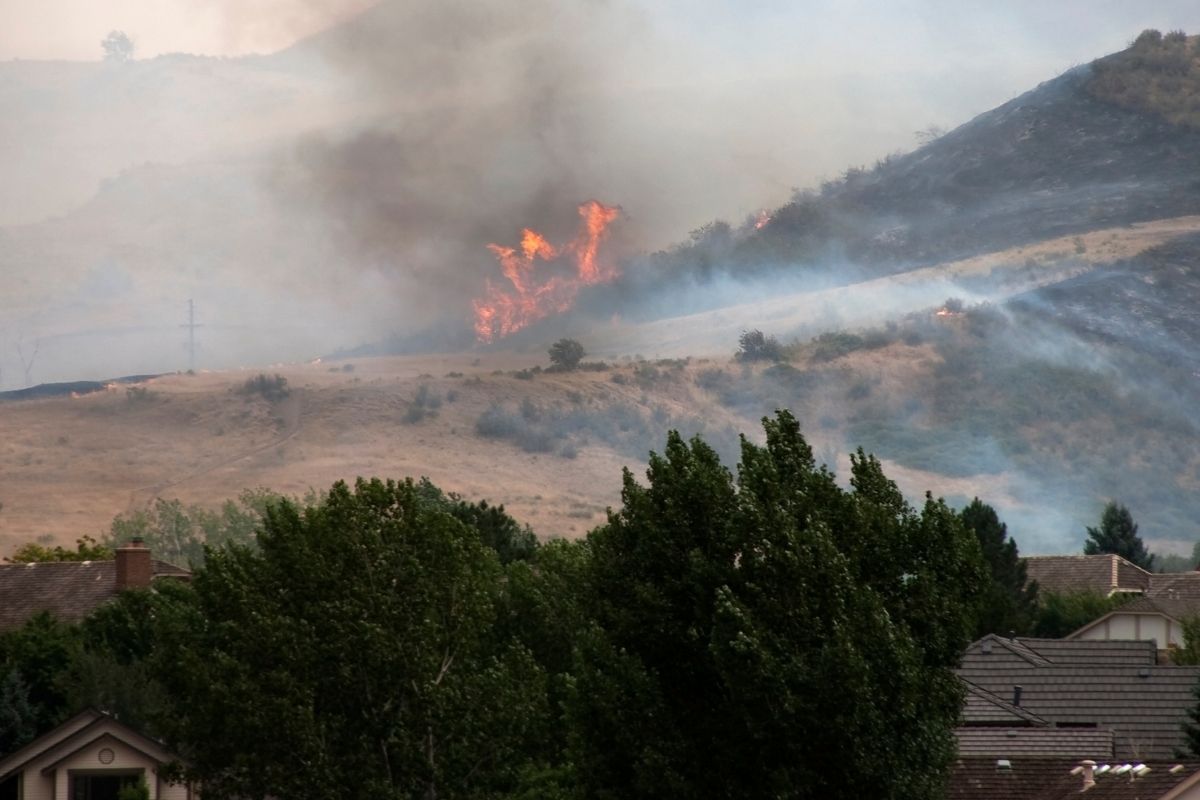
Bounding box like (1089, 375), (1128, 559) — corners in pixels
(949, 758), (1200, 800)
(1025, 554), (1151, 597)
(957, 635), (1200, 760)
(0, 709), (190, 800)
(1024, 554), (1200, 650)
(0, 539), (190, 632)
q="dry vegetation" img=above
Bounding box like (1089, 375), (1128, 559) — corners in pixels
(1088, 29), (1200, 129)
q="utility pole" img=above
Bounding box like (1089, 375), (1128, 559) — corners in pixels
(182, 299), (202, 372)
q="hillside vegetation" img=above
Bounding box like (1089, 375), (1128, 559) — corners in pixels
(1088, 30), (1200, 129)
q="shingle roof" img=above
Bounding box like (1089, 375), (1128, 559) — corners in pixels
(955, 727), (1114, 759)
(959, 637), (1200, 759)
(963, 680), (1050, 725)
(963, 635), (1157, 668)
(0, 559), (189, 630)
(951, 759), (1200, 800)
(1024, 555), (1150, 596)
(1032, 762), (1200, 800)
(947, 758), (1079, 800)
(1150, 572), (1200, 601)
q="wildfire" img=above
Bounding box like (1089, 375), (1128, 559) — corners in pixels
(754, 209), (771, 230)
(473, 200), (621, 343)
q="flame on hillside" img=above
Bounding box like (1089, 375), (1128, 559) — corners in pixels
(754, 209), (771, 230)
(473, 201), (621, 343)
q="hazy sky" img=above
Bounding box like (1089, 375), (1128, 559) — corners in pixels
(2, 0), (1199, 65)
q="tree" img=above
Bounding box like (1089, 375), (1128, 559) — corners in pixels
(547, 338), (585, 371)
(568, 411), (985, 799)
(1084, 501), (1152, 570)
(1031, 590), (1131, 638)
(7, 535), (112, 563)
(735, 328), (782, 362)
(101, 30), (134, 62)
(149, 478), (550, 800)
(960, 498), (1038, 637)
(0, 668), (37, 754)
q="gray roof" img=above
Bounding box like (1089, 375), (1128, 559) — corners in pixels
(1149, 572), (1200, 601)
(963, 680), (1050, 725)
(964, 635), (1157, 668)
(959, 637), (1200, 759)
(950, 759), (1200, 800)
(0, 559), (190, 630)
(1024, 554), (1150, 596)
(955, 727), (1114, 759)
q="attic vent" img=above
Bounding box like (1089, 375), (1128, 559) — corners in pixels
(996, 759), (1012, 772)
(1138, 667), (1151, 678)
(981, 642), (993, 655)
(1171, 765), (1186, 774)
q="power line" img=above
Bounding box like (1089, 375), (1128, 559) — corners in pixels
(181, 299), (203, 372)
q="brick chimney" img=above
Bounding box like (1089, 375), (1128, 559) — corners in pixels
(115, 537), (153, 590)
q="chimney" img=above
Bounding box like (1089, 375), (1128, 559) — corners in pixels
(115, 537), (152, 590)
(1080, 760), (1097, 790)
(1012, 685), (1023, 707)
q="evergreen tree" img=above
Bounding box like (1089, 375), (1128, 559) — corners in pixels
(1084, 501), (1152, 570)
(960, 498), (1038, 638)
(0, 668), (37, 754)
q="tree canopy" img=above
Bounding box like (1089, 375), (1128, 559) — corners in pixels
(959, 498), (1038, 637)
(1084, 501), (1152, 570)
(547, 338), (586, 371)
(569, 411), (985, 799)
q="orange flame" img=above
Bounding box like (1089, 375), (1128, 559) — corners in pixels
(754, 209), (771, 230)
(473, 200), (620, 343)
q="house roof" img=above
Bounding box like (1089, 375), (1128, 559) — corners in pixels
(950, 759), (1200, 800)
(0, 709), (175, 778)
(959, 637), (1200, 759)
(964, 635), (1158, 667)
(947, 758), (1080, 800)
(1024, 554), (1151, 596)
(1150, 572), (1200, 601)
(955, 727), (1114, 759)
(0, 559), (189, 630)
(963, 680), (1050, 725)
(1033, 762), (1200, 800)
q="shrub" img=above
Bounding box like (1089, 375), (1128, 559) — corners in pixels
(736, 329), (783, 362)
(239, 373), (290, 402)
(548, 338), (586, 371)
(810, 332), (866, 362)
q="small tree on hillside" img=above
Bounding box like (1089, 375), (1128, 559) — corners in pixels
(735, 329), (782, 362)
(101, 31), (135, 62)
(1084, 501), (1152, 570)
(548, 338), (585, 371)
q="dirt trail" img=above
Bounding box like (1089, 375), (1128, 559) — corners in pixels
(124, 392), (303, 514)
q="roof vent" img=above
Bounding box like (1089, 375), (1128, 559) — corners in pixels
(1171, 765), (1186, 774)
(1114, 765), (1133, 776)
(996, 759), (1012, 772)
(1006, 729), (1018, 738)
(1013, 685), (1023, 707)
(981, 641), (993, 655)
(1138, 667), (1151, 679)
(1132, 764), (1150, 780)
(1096, 765), (1112, 775)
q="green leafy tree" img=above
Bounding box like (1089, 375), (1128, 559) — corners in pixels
(960, 498), (1038, 637)
(116, 777), (149, 800)
(1172, 617), (1200, 665)
(106, 489), (280, 568)
(548, 339), (586, 371)
(0, 613), (81, 737)
(569, 411), (985, 799)
(0, 668), (37, 754)
(149, 478), (550, 800)
(1183, 676), (1200, 757)
(1031, 590), (1132, 638)
(1084, 501), (1152, 570)
(6, 535), (112, 563)
(415, 478), (538, 564)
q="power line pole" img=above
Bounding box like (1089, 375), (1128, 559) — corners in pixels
(182, 299), (202, 372)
